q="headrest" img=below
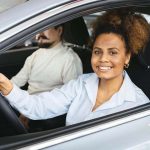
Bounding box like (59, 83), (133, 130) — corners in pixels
(63, 17), (90, 46)
(137, 40), (150, 70)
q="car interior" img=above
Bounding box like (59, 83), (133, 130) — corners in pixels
(0, 6), (150, 139)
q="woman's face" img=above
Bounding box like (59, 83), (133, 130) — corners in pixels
(91, 33), (131, 80)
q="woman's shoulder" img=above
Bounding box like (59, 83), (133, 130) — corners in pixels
(78, 73), (95, 80)
(65, 73), (96, 90)
(73, 73), (96, 85)
(133, 84), (150, 103)
(124, 71), (149, 103)
(68, 73), (95, 84)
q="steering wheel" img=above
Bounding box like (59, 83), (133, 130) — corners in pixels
(0, 94), (28, 135)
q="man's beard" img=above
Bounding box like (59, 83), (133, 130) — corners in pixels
(37, 36), (55, 48)
(38, 42), (54, 48)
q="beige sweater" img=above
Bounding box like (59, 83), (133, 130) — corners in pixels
(11, 42), (83, 94)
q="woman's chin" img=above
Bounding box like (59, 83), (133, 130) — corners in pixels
(96, 72), (114, 80)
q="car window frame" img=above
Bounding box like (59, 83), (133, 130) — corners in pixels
(1, 0), (150, 51)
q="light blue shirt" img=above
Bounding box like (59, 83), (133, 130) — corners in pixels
(6, 71), (149, 125)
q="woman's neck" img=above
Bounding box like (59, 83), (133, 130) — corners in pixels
(92, 74), (124, 112)
(99, 74), (124, 94)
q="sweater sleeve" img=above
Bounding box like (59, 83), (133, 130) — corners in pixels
(62, 49), (83, 83)
(11, 51), (37, 87)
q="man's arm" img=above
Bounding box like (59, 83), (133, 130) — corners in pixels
(11, 52), (36, 87)
(62, 51), (83, 83)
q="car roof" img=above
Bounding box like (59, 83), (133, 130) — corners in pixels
(0, 0), (27, 13)
(1, 0), (150, 33)
(0, 0), (72, 32)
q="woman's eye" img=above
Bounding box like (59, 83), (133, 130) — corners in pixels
(109, 51), (118, 55)
(95, 51), (99, 54)
(93, 50), (101, 55)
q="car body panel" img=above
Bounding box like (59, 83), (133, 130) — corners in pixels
(0, 0), (71, 32)
(42, 114), (150, 150)
(18, 107), (150, 150)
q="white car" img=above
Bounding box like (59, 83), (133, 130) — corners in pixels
(1, 0), (150, 149)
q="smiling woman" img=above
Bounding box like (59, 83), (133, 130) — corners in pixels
(90, 9), (150, 111)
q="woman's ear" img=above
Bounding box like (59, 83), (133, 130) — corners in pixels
(125, 52), (131, 65)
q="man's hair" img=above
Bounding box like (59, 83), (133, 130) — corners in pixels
(54, 24), (64, 40)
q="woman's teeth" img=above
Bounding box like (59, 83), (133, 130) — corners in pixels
(97, 66), (112, 70)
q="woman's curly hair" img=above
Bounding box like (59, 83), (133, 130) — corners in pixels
(92, 9), (150, 54)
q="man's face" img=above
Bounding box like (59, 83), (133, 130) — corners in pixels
(36, 27), (62, 48)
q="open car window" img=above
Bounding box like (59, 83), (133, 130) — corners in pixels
(0, 1), (150, 149)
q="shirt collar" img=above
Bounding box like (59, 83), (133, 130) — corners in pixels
(84, 73), (99, 104)
(84, 71), (136, 111)
(117, 71), (136, 103)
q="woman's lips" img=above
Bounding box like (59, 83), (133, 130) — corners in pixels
(96, 66), (112, 71)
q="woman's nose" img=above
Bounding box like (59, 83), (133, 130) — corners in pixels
(99, 53), (109, 62)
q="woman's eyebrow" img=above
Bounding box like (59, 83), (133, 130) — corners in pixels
(93, 47), (102, 50)
(108, 47), (120, 51)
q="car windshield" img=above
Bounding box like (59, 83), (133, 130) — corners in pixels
(0, 0), (28, 13)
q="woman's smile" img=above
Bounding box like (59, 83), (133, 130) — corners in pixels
(96, 65), (112, 72)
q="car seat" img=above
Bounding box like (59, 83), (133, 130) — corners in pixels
(63, 17), (93, 73)
(127, 41), (150, 99)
